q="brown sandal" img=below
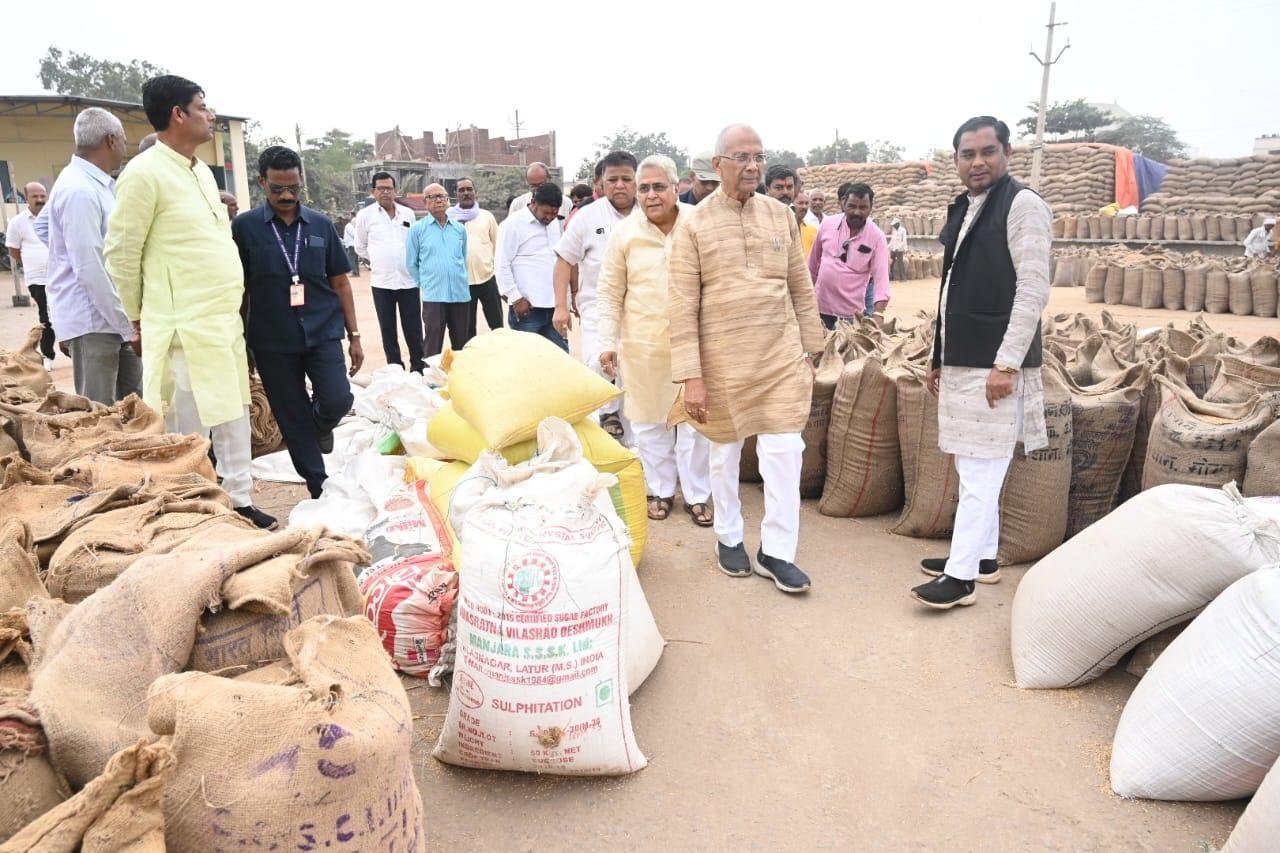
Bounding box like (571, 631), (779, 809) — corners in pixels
(601, 412), (625, 440)
(647, 496), (673, 520)
(685, 502), (714, 527)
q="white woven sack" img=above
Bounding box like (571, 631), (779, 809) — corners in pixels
(1224, 756), (1280, 851)
(1011, 483), (1280, 688)
(1111, 566), (1280, 801)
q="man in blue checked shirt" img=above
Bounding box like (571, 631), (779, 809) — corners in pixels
(408, 183), (472, 358)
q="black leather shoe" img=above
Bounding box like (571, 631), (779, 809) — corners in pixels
(716, 542), (752, 577)
(911, 574), (976, 610)
(235, 505), (279, 530)
(920, 556), (1001, 584)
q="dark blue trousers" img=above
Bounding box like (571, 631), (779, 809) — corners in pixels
(507, 305), (568, 352)
(254, 340), (354, 499)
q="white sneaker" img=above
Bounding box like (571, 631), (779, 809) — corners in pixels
(43, 358), (55, 371)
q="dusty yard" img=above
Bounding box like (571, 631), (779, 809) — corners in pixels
(6, 274), (1260, 851)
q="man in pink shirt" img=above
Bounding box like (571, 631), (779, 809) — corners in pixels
(807, 182), (890, 328)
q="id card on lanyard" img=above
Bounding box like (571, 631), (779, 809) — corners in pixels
(269, 219), (305, 306)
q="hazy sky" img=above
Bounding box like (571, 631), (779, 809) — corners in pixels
(4, 0), (1277, 177)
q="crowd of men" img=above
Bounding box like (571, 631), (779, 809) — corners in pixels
(8, 70), (1059, 608)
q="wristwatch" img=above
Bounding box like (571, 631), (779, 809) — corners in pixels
(994, 364), (1018, 374)
(348, 330), (361, 339)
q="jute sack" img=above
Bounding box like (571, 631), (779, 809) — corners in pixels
(148, 617), (424, 852)
(1187, 333), (1234, 397)
(248, 377), (283, 457)
(890, 363), (958, 538)
(0, 688), (71, 842)
(1161, 267), (1185, 311)
(45, 496), (249, 603)
(819, 357), (904, 518)
(996, 368), (1073, 564)
(1204, 355), (1280, 411)
(1223, 754), (1280, 851)
(1, 610), (35, 691)
(1228, 270), (1254, 316)
(1010, 482), (1280, 689)
(1252, 267), (1279, 318)
(0, 519), (48, 612)
(1084, 261), (1107, 302)
(187, 530), (367, 673)
(1057, 364), (1146, 537)
(1110, 566), (1280, 801)
(1103, 264), (1125, 305)
(800, 333), (849, 498)
(29, 525), (359, 787)
(0, 327), (51, 399)
(1140, 268), (1164, 309)
(1183, 264), (1209, 312)
(1121, 267), (1144, 307)
(8, 396), (163, 470)
(0, 739), (172, 853)
(1052, 257), (1077, 287)
(1143, 376), (1273, 490)
(1245, 420), (1280, 497)
(56, 433), (216, 491)
(1205, 268), (1230, 313)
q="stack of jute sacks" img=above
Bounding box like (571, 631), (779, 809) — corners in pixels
(1007, 316), (1280, 850)
(1076, 245), (1280, 318)
(1141, 153), (1280, 217)
(0, 328), (424, 849)
(1095, 211), (1268, 243)
(420, 328), (648, 568)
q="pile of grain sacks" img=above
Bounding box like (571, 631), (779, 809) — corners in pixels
(1142, 154), (1280, 216)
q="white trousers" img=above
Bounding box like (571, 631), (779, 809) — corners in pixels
(709, 433), (804, 562)
(164, 348), (253, 507)
(946, 454), (1013, 580)
(578, 297), (622, 419)
(632, 422), (711, 503)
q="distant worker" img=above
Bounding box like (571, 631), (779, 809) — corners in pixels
(232, 145), (362, 500)
(41, 108), (140, 403)
(106, 74), (275, 530)
(911, 116), (1052, 611)
(677, 176), (693, 196)
(794, 190), (818, 258)
(806, 189), (826, 226)
(1244, 217), (1275, 259)
(408, 182), (472, 358)
(808, 182), (890, 327)
(138, 132), (157, 154)
(496, 183), (567, 349)
(764, 164), (797, 205)
(507, 162), (573, 218)
(448, 177), (502, 336)
(569, 183), (594, 209)
(669, 124), (825, 595)
(5, 182), (56, 368)
(597, 154), (712, 527)
(340, 213), (360, 277)
(679, 153), (719, 205)
(888, 216), (909, 280)
(355, 172), (422, 372)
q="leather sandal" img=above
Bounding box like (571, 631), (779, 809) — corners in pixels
(647, 496), (672, 520)
(685, 502), (714, 527)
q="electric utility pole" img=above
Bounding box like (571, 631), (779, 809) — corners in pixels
(1029, 2), (1070, 191)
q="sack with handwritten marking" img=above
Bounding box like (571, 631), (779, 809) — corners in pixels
(1142, 376), (1273, 491)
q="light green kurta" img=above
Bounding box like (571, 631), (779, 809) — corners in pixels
(105, 141), (250, 427)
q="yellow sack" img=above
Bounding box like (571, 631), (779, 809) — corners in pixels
(404, 456), (447, 483)
(427, 460), (471, 557)
(424, 412), (648, 567)
(446, 329), (622, 448)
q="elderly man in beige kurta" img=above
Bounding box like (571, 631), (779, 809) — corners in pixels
(598, 155), (712, 528)
(668, 124), (825, 594)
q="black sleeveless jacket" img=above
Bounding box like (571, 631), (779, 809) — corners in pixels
(930, 174), (1042, 370)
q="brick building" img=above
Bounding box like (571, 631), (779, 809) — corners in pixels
(371, 124), (556, 167)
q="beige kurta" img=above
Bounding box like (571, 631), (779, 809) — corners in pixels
(596, 204), (692, 424)
(667, 188), (826, 443)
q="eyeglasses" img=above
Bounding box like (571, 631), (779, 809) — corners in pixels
(839, 241), (852, 263)
(637, 183), (671, 195)
(718, 153), (767, 165)
(373, 186), (396, 193)
(267, 183), (302, 196)
(425, 193), (448, 201)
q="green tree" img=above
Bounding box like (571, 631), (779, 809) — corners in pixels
(806, 137), (868, 166)
(300, 129), (374, 215)
(471, 167), (532, 221)
(1098, 115), (1190, 163)
(868, 140), (905, 163)
(577, 127), (689, 180)
(1017, 98), (1111, 141)
(765, 149), (805, 171)
(37, 46), (167, 102)
(242, 121), (286, 209)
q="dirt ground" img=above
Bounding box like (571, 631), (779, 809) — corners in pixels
(4, 273), (1260, 851)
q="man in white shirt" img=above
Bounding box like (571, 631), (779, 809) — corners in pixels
(888, 217), (909, 280)
(355, 172), (422, 372)
(340, 214), (360, 277)
(447, 177), (501, 336)
(552, 150), (637, 439)
(5, 181), (56, 368)
(507, 162), (573, 219)
(805, 189), (826, 227)
(1244, 217), (1275, 259)
(496, 183), (566, 351)
(40, 108), (141, 404)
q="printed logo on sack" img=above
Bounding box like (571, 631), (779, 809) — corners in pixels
(503, 551), (561, 612)
(456, 671), (484, 709)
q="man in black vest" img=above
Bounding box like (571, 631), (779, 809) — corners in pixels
(911, 116), (1053, 610)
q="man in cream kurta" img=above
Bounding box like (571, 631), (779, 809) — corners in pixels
(597, 156), (711, 527)
(911, 116), (1051, 610)
(668, 125), (826, 594)
(105, 74), (270, 528)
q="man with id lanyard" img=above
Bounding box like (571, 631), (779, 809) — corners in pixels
(232, 146), (362, 499)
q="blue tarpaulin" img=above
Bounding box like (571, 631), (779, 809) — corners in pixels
(1133, 155), (1169, 204)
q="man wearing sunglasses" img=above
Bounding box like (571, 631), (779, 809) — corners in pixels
(668, 124), (825, 595)
(106, 74), (275, 530)
(807, 182), (890, 329)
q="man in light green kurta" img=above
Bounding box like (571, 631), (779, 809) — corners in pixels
(104, 74), (273, 528)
